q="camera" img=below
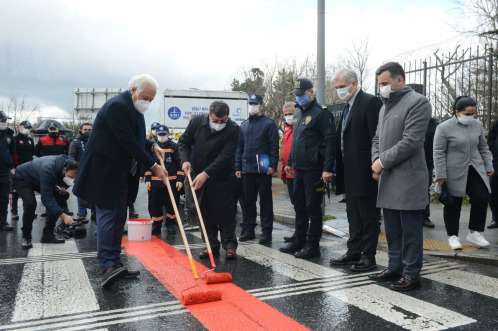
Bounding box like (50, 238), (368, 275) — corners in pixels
(55, 220), (87, 239)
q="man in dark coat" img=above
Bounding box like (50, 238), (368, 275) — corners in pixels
(0, 111), (15, 231)
(330, 69), (382, 272)
(421, 117), (439, 228)
(487, 118), (498, 229)
(281, 78), (335, 259)
(178, 100), (240, 259)
(73, 74), (168, 288)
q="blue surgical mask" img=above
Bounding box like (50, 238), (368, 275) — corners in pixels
(296, 94), (310, 107)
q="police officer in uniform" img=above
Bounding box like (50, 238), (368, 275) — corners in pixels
(281, 78), (335, 259)
(0, 111), (15, 231)
(11, 120), (35, 220)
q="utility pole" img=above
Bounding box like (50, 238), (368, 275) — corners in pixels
(316, 0), (326, 105)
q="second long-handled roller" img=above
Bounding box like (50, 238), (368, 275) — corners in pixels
(158, 156), (222, 305)
(186, 172), (233, 285)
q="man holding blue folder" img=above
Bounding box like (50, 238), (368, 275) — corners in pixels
(235, 94), (279, 244)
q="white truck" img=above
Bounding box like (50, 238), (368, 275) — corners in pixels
(159, 90), (249, 141)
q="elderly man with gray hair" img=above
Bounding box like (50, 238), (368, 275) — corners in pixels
(329, 68), (383, 272)
(74, 74), (169, 288)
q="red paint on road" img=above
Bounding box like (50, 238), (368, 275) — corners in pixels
(123, 237), (308, 331)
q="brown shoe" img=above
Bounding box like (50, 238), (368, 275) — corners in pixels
(368, 269), (402, 282)
(226, 249), (237, 260)
(199, 249), (220, 259)
(389, 275), (421, 291)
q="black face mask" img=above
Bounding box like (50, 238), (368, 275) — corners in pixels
(49, 131), (58, 138)
(81, 131), (91, 139)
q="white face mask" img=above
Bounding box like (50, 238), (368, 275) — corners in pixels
(284, 115), (294, 124)
(158, 136), (169, 143)
(0, 123), (7, 130)
(134, 99), (150, 114)
(63, 176), (74, 186)
(458, 114), (474, 125)
(22, 128), (30, 135)
(379, 84), (392, 99)
(212, 123), (226, 131)
(249, 104), (260, 115)
(336, 85), (352, 101)
(151, 129), (157, 136)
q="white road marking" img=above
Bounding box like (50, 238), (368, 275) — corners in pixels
(328, 284), (476, 330)
(424, 269), (498, 299)
(11, 242), (100, 322)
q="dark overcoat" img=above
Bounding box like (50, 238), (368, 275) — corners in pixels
(178, 114), (239, 225)
(335, 90), (382, 197)
(73, 91), (155, 208)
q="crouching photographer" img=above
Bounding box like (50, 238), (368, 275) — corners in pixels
(13, 155), (78, 249)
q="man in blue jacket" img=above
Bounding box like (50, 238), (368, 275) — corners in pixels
(235, 94), (279, 244)
(0, 111), (15, 231)
(14, 155), (77, 248)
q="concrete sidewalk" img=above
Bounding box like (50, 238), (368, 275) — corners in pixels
(265, 178), (498, 266)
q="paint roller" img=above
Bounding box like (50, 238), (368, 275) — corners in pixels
(158, 156), (222, 305)
(186, 172), (233, 285)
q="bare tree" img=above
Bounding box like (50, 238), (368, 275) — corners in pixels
(337, 39), (372, 92)
(0, 97), (40, 132)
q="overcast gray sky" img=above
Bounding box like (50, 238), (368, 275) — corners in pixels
(0, 0), (461, 126)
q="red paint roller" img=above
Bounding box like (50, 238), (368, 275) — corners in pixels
(159, 157), (222, 305)
(186, 172), (233, 285)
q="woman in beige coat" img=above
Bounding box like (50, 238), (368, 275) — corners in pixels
(434, 96), (494, 250)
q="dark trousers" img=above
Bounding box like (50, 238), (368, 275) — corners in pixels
(293, 169), (323, 246)
(235, 178), (248, 227)
(204, 220), (238, 251)
(383, 208), (423, 278)
(346, 194), (379, 259)
(127, 170), (140, 206)
(489, 172), (498, 221)
(420, 166), (433, 220)
(0, 172), (10, 226)
(148, 184), (178, 227)
(96, 182), (128, 273)
(286, 178), (295, 205)
(242, 173), (274, 234)
(14, 177), (63, 239)
(443, 166), (489, 236)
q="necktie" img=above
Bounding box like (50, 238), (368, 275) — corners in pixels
(341, 103), (350, 154)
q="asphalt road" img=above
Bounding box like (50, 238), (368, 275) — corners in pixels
(0, 184), (498, 330)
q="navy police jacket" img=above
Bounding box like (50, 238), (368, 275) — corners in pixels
(235, 114), (279, 174)
(0, 128), (15, 174)
(288, 99), (335, 172)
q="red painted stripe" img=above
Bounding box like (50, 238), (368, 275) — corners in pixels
(123, 237), (309, 331)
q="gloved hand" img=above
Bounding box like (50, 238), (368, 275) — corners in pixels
(176, 182), (183, 191)
(146, 182), (151, 191)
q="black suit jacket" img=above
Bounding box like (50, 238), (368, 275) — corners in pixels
(73, 91), (155, 208)
(335, 90), (382, 197)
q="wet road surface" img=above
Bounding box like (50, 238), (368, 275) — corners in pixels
(1, 185), (498, 330)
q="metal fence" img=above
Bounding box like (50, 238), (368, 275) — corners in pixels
(375, 46), (497, 130)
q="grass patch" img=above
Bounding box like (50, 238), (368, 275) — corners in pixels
(323, 214), (337, 221)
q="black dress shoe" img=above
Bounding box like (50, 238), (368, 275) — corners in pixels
(488, 220), (498, 229)
(368, 269), (402, 282)
(350, 259), (377, 272)
(101, 265), (126, 288)
(22, 238), (33, 249)
(389, 275), (421, 291)
(294, 245), (320, 259)
(40, 233), (65, 244)
(239, 230), (255, 241)
(423, 218), (435, 228)
(283, 234), (297, 242)
(279, 241), (305, 254)
(128, 205), (139, 219)
(0, 224), (13, 231)
(259, 233), (272, 244)
(330, 254), (360, 266)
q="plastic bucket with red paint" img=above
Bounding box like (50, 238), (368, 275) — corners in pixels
(127, 219), (153, 241)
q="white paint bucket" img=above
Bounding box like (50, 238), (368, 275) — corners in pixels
(127, 219), (153, 241)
